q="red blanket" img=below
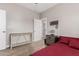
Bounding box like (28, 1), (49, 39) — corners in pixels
(32, 43), (79, 56)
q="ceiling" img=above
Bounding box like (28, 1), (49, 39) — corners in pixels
(18, 3), (57, 13)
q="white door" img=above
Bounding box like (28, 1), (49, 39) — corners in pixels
(33, 19), (43, 41)
(0, 10), (6, 50)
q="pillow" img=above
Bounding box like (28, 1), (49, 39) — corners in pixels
(59, 36), (70, 45)
(69, 39), (79, 49)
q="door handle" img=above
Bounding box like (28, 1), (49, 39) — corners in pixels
(2, 31), (6, 33)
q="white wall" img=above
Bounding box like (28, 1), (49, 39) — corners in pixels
(40, 3), (79, 38)
(0, 3), (39, 47)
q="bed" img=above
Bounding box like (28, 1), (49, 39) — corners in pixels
(32, 36), (79, 56)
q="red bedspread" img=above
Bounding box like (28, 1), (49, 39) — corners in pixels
(32, 43), (79, 56)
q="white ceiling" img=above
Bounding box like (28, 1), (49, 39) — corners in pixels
(18, 3), (57, 13)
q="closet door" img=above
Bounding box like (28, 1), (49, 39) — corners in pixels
(0, 10), (6, 50)
(33, 19), (43, 41)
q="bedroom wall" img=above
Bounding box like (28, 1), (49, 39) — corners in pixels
(40, 3), (79, 38)
(0, 3), (39, 47)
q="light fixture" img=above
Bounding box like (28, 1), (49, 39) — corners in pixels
(34, 3), (39, 4)
(34, 3), (39, 6)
